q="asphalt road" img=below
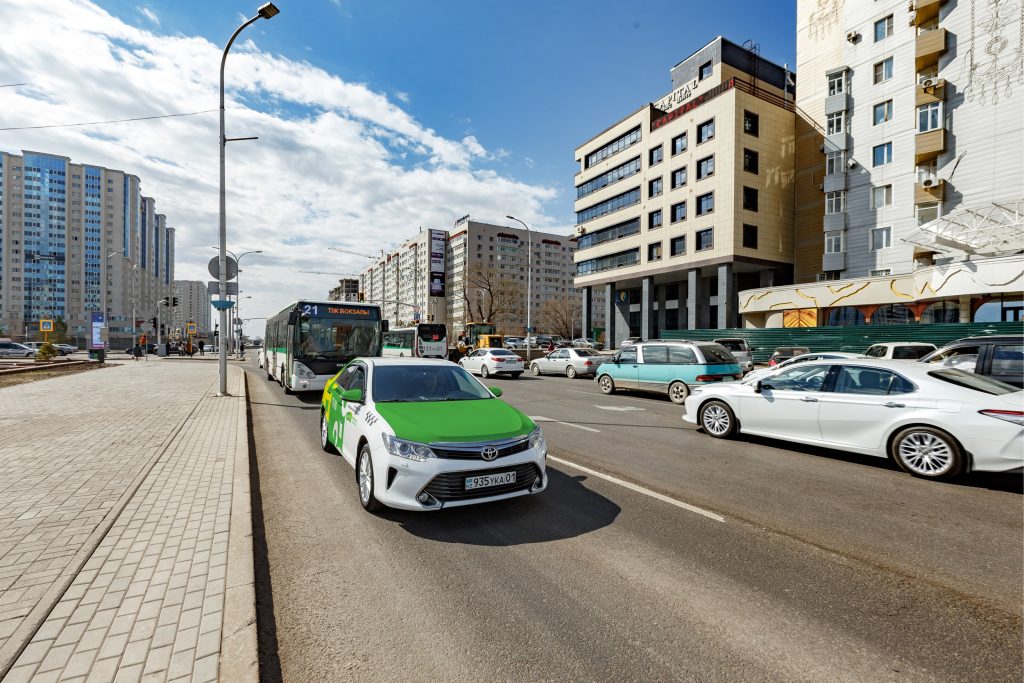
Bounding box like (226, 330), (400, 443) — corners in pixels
(241, 359), (1023, 682)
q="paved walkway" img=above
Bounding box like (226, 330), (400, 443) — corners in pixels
(0, 360), (254, 682)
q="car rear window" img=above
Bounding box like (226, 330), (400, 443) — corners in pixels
(893, 345), (934, 360)
(928, 369), (1018, 395)
(699, 345), (736, 365)
(574, 349), (599, 357)
(489, 349), (516, 356)
(715, 340), (746, 351)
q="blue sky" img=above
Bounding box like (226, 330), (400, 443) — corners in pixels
(97, 0), (796, 224)
(0, 0), (795, 334)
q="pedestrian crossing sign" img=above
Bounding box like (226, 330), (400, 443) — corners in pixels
(186, 323), (197, 336)
(39, 319), (54, 332)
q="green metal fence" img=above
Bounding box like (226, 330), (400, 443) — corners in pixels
(660, 322), (1022, 363)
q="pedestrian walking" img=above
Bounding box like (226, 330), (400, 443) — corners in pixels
(239, 341), (246, 360)
(132, 343), (141, 362)
(198, 339), (205, 356)
(186, 341), (195, 357)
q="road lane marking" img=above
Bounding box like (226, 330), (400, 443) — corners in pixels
(566, 389), (654, 404)
(593, 405), (645, 411)
(530, 415), (601, 433)
(548, 456), (726, 523)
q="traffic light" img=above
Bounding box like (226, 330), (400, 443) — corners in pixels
(159, 297), (169, 306)
(150, 317), (158, 328)
(358, 291), (365, 302)
(172, 297), (179, 306)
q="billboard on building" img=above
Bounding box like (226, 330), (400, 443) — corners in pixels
(429, 230), (446, 297)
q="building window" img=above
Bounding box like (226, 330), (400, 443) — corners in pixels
(671, 166), (687, 189)
(575, 248), (640, 275)
(697, 119), (715, 144)
(873, 99), (893, 125)
(874, 14), (893, 42)
(575, 217), (641, 249)
(825, 150), (845, 175)
(671, 133), (687, 156)
(916, 202), (939, 225)
(825, 230), (845, 253)
(649, 209), (663, 229)
(871, 184), (893, 209)
(743, 148), (759, 174)
(649, 177), (663, 197)
(871, 226), (892, 250)
(696, 155), (715, 180)
(742, 224), (758, 249)
(872, 142), (893, 167)
(825, 190), (846, 214)
(696, 228), (714, 251)
(918, 102), (943, 132)
(576, 187), (641, 224)
(576, 156), (642, 199)
(648, 242), (663, 261)
(670, 236), (686, 256)
(743, 110), (759, 137)
(699, 60), (713, 81)
(827, 72), (844, 96)
(649, 145), (663, 166)
(696, 192), (714, 216)
(819, 271), (842, 283)
(870, 269), (892, 277)
(742, 187), (759, 212)
(874, 57), (894, 84)
(671, 201), (687, 223)
(585, 126), (641, 169)
(826, 112), (844, 135)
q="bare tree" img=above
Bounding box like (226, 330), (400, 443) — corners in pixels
(458, 263), (525, 331)
(537, 295), (580, 339)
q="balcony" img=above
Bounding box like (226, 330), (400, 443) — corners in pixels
(823, 212), (846, 231)
(822, 251), (846, 272)
(913, 0), (943, 26)
(823, 173), (847, 193)
(915, 27), (947, 70)
(824, 92), (850, 115)
(915, 178), (945, 203)
(916, 78), (946, 106)
(915, 128), (946, 163)
(825, 131), (849, 152)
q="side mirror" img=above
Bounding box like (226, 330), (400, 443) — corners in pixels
(489, 387), (503, 398)
(340, 388), (363, 403)
(287, 310), (299, 326)
(381, 320), (389, 333)
(755, 381), (772, 394)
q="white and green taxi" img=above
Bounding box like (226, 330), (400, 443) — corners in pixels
(320, 357), (548, 511)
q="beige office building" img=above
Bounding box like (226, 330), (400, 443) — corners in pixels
(171, 280), (211, 335)
(0, 150), (175, 346)
(572, 37), (797, 346)
(739, 0), (1023, 327)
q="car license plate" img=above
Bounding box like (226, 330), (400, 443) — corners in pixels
(465, 472), (516, 490)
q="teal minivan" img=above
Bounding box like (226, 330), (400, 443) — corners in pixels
(596, 341), (742, 404)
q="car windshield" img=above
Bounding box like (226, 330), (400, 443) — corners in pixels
(699, 345), (736, 364)
(373, 365), (493, 402)
(928, 369), (1019, 395)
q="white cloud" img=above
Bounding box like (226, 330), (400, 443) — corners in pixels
(394, 90), (410, 103)
(0, 0), (562, 336)
(136, 6), (159, 26)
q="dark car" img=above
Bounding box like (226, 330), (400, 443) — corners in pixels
(920, 335), (1023, 388)
(767, 346), (811, 367)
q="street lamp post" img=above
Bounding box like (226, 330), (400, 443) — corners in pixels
(211, 247), (262, 355)
(218, 2), (279, 395)
(506, 215), (532, 358)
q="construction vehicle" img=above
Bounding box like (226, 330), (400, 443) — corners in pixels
(450, 322), (503, 361)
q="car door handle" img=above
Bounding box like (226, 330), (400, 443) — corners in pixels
(800, 396), (819, 402)
(884, 402), (905, 408)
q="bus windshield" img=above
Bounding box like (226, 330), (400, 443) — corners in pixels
(298, 317), (381, 361)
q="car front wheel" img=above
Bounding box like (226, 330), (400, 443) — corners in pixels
(598, 374), (615, 394)
(890, 426), (964, 479)
(357, 444), (382, 511)
(668, 381), (689, 405)
(699, 400), (737, 439)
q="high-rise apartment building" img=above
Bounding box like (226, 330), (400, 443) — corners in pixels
(0, 150), (175, 345)
(739, 0), (1023, 327)
(328, 277), (359, 302)
(359, 217), (600, 337)
(171, 280), (211, 335)
(571, 37), (797, 346)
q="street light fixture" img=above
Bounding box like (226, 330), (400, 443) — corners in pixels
(506, 215), (533, 358)
(217, 3), (279, 396)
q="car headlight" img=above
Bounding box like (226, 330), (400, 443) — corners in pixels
(690, 387), (704, 397)
(528, 427), (545, 451)
(381, 434), (436, 461)
(294, 362), (316, 380)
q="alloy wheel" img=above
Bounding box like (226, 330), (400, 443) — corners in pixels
(566, 366), (577, 379)
(897, 430), (955, 477)
(358, 451), (373, 504)
(701, 403), (731, 436)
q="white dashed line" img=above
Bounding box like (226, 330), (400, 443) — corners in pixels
(530, 415), (601, 433)
(548, 455), (726, 523)
(593, 405), (645, 411)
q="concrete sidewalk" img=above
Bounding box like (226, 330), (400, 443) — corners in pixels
(0, 359), (255, 682)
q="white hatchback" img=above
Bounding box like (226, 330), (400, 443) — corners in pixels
(459, 348), (524, 379)
(683, 358), (1023, 479)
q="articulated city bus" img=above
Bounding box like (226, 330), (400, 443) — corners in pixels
(264, 300), (385, 393)
(382, 323), (449, 359)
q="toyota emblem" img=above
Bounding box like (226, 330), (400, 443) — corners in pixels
(481, 446), (499, 461)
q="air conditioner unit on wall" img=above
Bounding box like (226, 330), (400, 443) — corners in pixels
(921, 78), (937, 88)
(818, 183), (824, 192)
(847, 158), (857, 168)
(846, 31), (860, 43)
(922, 178), (936, 187)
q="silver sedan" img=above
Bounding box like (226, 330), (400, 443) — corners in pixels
(529, 348), (609, 379)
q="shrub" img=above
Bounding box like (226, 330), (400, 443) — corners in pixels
(36, 342), (60, 361)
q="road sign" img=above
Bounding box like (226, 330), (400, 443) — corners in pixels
(186, 323), (197, 336)
(207, 280), (238, 296)
(207, 256), (238, 281)
(412, 312), (421, 321)
(39, 319), (54, 332)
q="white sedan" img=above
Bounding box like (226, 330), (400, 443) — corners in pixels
(683, 358), (1023, 480)
(743, 352), (866, 385)
(458, 347), (524, 378)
